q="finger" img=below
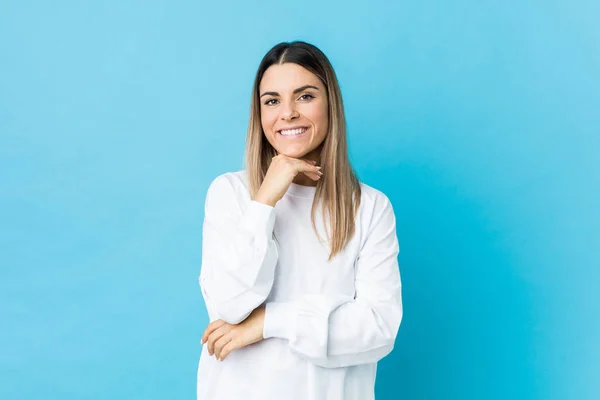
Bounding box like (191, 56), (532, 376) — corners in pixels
(295, 157), (317, 167)
(202, 320), (224, 344)
(297, 160), (322, 175)
(214, 333), (234, 360)
(219, 338), (239, 361)
(303, 171), (322, 181)
(202, 320), (226, 344)
(207, 324), (230, 355)
(207, 328), (226, 356)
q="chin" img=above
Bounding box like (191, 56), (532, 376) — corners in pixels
(275, 147), (309, 159)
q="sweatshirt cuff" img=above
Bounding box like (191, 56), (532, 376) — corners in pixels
(239, 200), (276, 237)
(263, 301), (297, 340)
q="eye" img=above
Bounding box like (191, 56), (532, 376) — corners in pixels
(299, 94), (315, 101)
(264, 98), (279, 106)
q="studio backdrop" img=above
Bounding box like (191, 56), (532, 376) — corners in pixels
(1, 1), (598, 399)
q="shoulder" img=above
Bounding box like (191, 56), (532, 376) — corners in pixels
(353, 182), (399, 254)
(204, 169), (251, 207)
(358, 181), (394, 212)
(206, 169), (249, 196)
(356, 181), (397, 234)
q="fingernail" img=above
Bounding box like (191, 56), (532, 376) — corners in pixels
(316, 166), (321, 169)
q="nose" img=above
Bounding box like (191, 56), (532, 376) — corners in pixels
(280, 100), (299, 121)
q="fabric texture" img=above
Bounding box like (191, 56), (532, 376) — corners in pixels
(197, 170), (402, 400)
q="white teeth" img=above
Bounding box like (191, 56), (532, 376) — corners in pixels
(280, 127), (307, 136)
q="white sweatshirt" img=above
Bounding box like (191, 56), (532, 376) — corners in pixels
(196, 170), (403, 400)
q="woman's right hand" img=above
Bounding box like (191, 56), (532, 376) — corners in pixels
(254, 155), (323, 206)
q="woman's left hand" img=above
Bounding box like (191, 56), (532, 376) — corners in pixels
(201, 306), (266, 361)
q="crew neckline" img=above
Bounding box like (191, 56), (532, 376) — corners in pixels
(286, 181), (317, 198)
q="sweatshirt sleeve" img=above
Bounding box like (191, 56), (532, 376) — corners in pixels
(262, 193), (402, 368)
(198, 174), (279, 325)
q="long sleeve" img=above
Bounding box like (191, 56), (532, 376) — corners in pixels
(263, 193), (402, 369)
(199, 174), (279, 324)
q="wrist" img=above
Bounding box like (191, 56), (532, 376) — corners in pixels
(254, 192), (278, 207)
(263, 301), (297, 340)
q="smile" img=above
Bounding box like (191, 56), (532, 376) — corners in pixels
(278, 127), (308, 137)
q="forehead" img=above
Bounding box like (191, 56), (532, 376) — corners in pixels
(259, 63), (323, 92)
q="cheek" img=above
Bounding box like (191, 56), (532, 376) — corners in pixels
(311, 103), (329, 130)
(260, 109), (277, 133)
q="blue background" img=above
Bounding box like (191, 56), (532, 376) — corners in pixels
(1, 1), (598, 399)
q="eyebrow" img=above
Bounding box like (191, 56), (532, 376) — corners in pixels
(259, 85), (320, 98)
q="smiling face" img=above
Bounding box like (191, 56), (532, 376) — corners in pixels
(259, 63), (329, 160)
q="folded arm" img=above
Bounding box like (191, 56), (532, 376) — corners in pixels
(199, 174), (279, 324)
(263, 193), (402, 368)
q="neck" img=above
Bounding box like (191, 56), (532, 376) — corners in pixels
(292, 174), (317, 187)
(294, 146), (322, 186)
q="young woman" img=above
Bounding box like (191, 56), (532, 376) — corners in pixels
(196, 40), (403, 400)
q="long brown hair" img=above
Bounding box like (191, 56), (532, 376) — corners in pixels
(244, 41), (361, 260)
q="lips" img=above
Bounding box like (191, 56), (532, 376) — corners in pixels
(278, 126), (309, 134)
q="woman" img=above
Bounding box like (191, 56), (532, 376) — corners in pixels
(196, 40), (403, 400)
